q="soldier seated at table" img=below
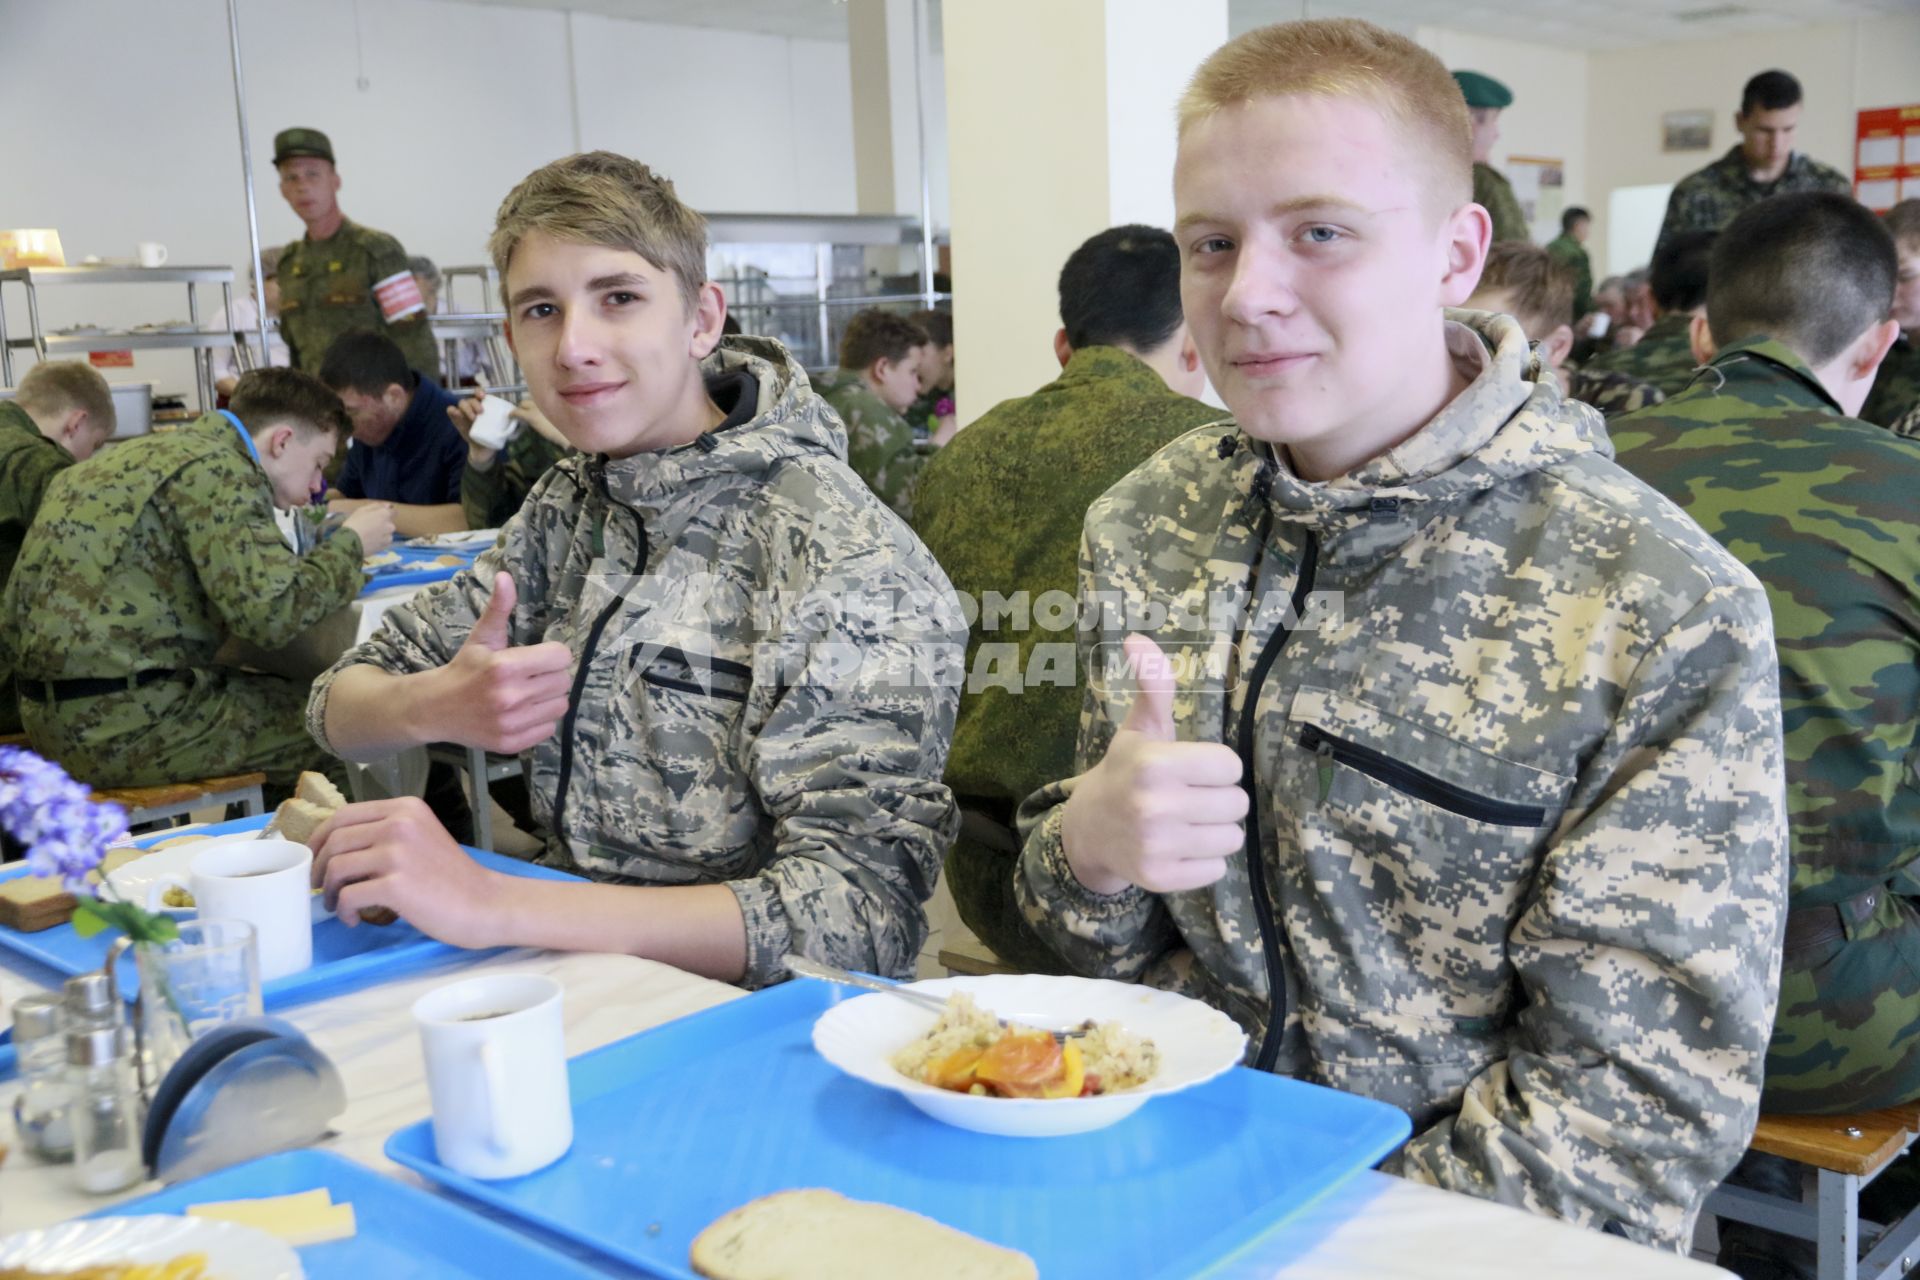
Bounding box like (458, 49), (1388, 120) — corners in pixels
(911, 223), (1219, 974)
(320, 331), (470, 538)
(0, 361), (118, 736)
(812, 310), (935, 520)
(445, 393), (572, 531)
(1860, 199), (1920, 431)
(1012, 18), (1787, 1250)
(305, 151), (963, 991)
(1606, 193), (1916, 1280)
(1, 369), (394, 805)
(1577, 229), (1717, 400)
(1464, 242), (1662, 417)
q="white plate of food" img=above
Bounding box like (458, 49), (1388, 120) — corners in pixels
(0, 1212), (303, 1278)
(811, 974), (1246, 1137)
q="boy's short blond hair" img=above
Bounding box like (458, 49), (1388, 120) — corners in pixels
(1178, 18), (1473, 211)
(1471, 242), (1575, 341)
(16, 360), (115, 437)
(490, 151), (707, 311)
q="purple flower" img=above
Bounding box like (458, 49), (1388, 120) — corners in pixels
(0, 748), (128, 891)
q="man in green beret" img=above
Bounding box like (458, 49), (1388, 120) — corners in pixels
(272, 127), (441, 386)
(1454, 70), (1530, 244)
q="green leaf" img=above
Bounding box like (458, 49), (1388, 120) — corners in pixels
(71, 896), (181, 945)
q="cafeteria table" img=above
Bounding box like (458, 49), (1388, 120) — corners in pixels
(0, 947), (1731, 1278)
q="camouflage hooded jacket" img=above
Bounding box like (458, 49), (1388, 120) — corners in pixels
(309, 338), (964, 988)
(1014, 310), (1788, 1247)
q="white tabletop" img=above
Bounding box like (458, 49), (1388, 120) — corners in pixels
(0, 951), (1726, 1278)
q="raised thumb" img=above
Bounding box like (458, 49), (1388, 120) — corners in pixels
(1117, 633), (1177, 741)
(466, 571), (517, 652)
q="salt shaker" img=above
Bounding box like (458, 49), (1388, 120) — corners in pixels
(62, 971), (120, 1031)
(66, 1024), (143, 1194)
(11, 994), (73, 1162)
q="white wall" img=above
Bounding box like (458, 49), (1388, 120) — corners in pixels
(0, 0), (868, 396)
(1586, 13), (1920, 277)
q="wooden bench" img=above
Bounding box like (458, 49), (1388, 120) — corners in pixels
(0, 733), (29, 750)
(90, 771), (268, 831)
(936, 937), (1017, 977)
(1708, 1105), (1920, 1280)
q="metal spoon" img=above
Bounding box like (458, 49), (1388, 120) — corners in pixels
(783, 955), (1071, 1041)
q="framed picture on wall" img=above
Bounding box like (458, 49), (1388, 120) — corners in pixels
(1662, 110), (1713, 153)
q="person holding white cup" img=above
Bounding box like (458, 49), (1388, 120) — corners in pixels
(148, 838), (314, 981)
(412, 972), (571, 1179)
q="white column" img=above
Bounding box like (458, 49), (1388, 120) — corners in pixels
(847, 0), (923, 216)
(944, 0), (1228, 424)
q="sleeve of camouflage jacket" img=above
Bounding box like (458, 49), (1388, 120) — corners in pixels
(730, 552), (962, 989)
(1390, 581), (1788, 1247)
(307, 477), (560, 746)
(168, 465), (367, 651)
(459, 457), (502, 532)
(1011, 530), (1181, 977)
(848, 412), (931, 520)
(0, 439), (73, 531)
(367, 233), (443, 382)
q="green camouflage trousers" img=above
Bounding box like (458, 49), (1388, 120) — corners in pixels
(943, 813), (1071, 975)
(1763, 888), (1920, 1115)
(20, 667), (343, 807)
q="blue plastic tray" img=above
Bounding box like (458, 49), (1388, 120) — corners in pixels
(361, 540), (486, 594)
(386, 980), (1412, 1280)
(87, 1148), (609, 1278)
(0, 815), (579, 1008)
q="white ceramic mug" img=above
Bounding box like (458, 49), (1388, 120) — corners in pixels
(147, 838), (313, 981)
(467, 394), (520, 450)
(413, 973), (572, 1180)
(136, 242), (168, 268)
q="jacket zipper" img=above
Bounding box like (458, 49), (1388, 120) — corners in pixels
(1241, 529), (1318, 1073)
(1298, 725), (1547, 828)
(549, 478), (649, 843)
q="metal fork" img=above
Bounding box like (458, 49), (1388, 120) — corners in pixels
(783, 955), (1071, 1041)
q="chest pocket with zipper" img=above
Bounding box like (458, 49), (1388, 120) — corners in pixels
(1281, 684), (1576, 1034)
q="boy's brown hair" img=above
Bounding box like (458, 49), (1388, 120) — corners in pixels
(1178, 18), (1473, 211)
(490, 151), (707, 311)
(1471, 243), (1575, 341)
(1884, 200), (1920, 255)
(839, 310), (931, 372)
(15, 361), (115, 437)
(229, 368), (350, 438)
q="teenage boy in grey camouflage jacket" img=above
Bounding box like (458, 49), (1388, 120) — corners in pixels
(306, 152), (963, 988)
(1017, 20), (1788, 1250)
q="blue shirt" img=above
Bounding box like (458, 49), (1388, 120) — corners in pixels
(337, 374), (467, 506)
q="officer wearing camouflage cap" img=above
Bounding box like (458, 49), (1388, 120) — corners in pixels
(272, 128), (441, 384)
(1454, 70), (1529, 244)
(1016, 19), (1786, 1249)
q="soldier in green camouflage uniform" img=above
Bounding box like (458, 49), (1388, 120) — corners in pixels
(0, 363), (117, 734)
(1578, 229), (1717, 399)
(1654, 70), (1848, 258)
(1565, 364), (1665, 416)
(1455, 72), (1530, 243)
(1861, 334), (1920, 429)
(815, 311), (934, 520)
(913, 244), (1220, 972)
(459, 418), (570, 531)
(1545, 207), (1593, 322)
(1017, 306), (1788, 1248)
(2, 370), (385, 801)
(1612, 194), (1919, 1123)
(272, 128), (441, 381)
(310, 336), (963, 986)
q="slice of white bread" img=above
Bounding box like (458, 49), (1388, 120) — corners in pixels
(690, 1189), (1037, 1280)
(273, 771), (398, 926)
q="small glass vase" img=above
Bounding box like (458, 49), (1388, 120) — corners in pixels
(132, 918), (262, 1088)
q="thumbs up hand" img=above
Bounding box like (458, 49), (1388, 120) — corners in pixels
(424, 571), (575, 753)
(1060, 634), (1249, 897)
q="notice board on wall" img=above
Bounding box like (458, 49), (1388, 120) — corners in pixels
(1856, 106), (1920, 211)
